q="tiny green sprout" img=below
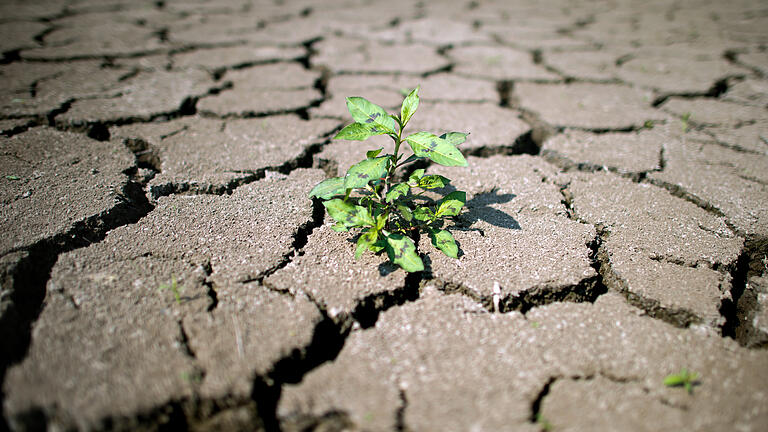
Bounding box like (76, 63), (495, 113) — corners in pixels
(681, 112), (692, 133)
(5, 175), (20, 180)
(159, 276), (183, 305)
(643, 120), (655, 129)
(180, 370), (203, 383)
(530, 321), (541, 329)
(309, 86), (469, 272)
(536, 413), (553, 431)
(664, 368), (700, 394)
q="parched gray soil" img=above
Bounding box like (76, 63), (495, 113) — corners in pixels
(1, 0), (767, 431)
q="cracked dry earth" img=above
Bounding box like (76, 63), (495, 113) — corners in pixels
(1, 0), (767, 431)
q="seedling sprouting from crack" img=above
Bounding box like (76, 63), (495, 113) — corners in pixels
(681, 112), (692, 133)
(159, 276), (183, 305)
(535, 413), (553, 431)
(309, 87), (469, 272)
(664, 368), (700, 394)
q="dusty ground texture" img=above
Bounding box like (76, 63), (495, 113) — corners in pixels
(1, 0), (767, 431)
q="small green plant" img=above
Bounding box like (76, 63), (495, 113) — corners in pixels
(159, 276), (183, 305)
(309, 87), (469, 272)
(681, 112), (692, 133)
(664, 368), (699, 394)
(535, 413), (553, 431)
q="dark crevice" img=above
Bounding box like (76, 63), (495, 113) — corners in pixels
(421, 63), (454, 77)
(46, 99), (73, 126)
(565, 124), (651, 134)
(254, 307), (350, 432)
(560, 186), (706, 329)
(529, 377), (556, 424)
(178, 320), (197, 359)
(721, 246), (751, 339)
(248, 197), (326, 286)
(20, 397), (266, 432)
(314, 157), (339, 178)
(122, 137), (162, 174)
(426, 269), (605, 316)
(20, 47), (173, 63)
(198, 94), (324, 121)
(651, 76), (735, 107)
(351, 269), (422, 329)
(278, 409), (353, 432)
(212, 58), (292, 81)
(1, 49), (21, 64)
(501, 274), (605, 314)
(541, 149), (651, 183)
(645, 178), (727, 219)
(597, 243), (706, 329)
(722, 237), (768, 348)
(117, 68), (140, 82)
(0, 119), (39, 137)
(395, 388), (409, 432)
(312, 66), (331, 100)
(298, 38), (322, 70)
(86, 122), (110, 141)
(425, 187), (609, 314)
(723, 49), (765, 78)
(0, 180), (154, 430)
(52, 83), (229, 138)
(155, 28), (170, 44)
(496, 80), (513, 108)
(202, 261), (218, 312)
(150, 133), (332, 200)
(514, 107), (557, 149)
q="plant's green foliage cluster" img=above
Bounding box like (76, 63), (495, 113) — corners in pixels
(309, 87), (469, 272)
(663, 368), (700, 394)
(158, 276), (182, 305)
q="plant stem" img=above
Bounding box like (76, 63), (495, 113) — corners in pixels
(383, 118), (405, 231)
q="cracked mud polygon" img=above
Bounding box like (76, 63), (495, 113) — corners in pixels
(1, 0), (767, 431)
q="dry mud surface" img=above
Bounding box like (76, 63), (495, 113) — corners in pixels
(1, 0), (768, 431)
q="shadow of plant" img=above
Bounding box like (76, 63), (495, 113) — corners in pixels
(460, 189), (520, 231)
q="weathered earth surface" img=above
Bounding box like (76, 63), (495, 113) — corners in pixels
(1, 0), (767, 431)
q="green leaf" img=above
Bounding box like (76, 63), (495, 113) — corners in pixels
(386, 183), (410, 203)
(366, 148), (383, 158)
(399, 154), (422, 168)
(331, 222), (349, 232)
(309, 177), (345, 199)
(356, 230), (379, 259)
(413, 206), (433, 221)
(436, 191), (466, 217)
(429, 229), (458, 258)
(334, 122), (378, 140)
(375, 213), (387, 231)
(5, 175), (21, 181)
(405, 132), (468, 167)
(400, 86), (419, 126)
(397, 204), (413, 221)
(439, 132), (468, 146)
(385, 233), (424, 272)
(369, 238), (386, 253)
(663, 374), (685, 387)
(346, 97), (397, 134)
(344, 157), (389, 190)
(408, 168), (425, 185)
(324, 199), (375, 227)
(418, 174), (450, 189)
